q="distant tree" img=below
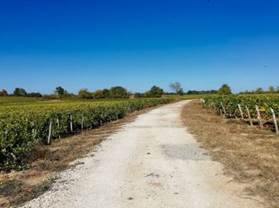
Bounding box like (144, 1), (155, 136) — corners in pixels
(0, 89), (8, 96)
(239, 90), (250, 94)
(93, 89), (110, 99)
(145, 86), (164, 97)
(218, 84), (232, 95)
(186, 90), (217, 95)
(169, 82), (184, 95)
(27, 92), (42, 97)
(134, 92), (144, 98)
(102, 89), (110, 98)
(268, 86), (275, 93)
(277, 86), (279, 93)
(93, 89), (105, 99)
(109, 86), (128, 98)
(13, 88), (27, 96)
(55, 86), (67, 97)
(255, 87), (264, 94)
(78, 88), (92, 99)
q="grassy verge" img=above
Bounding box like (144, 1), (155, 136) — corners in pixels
(182, 100), (279, 208)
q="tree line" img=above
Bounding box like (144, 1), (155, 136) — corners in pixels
(210, 84), (279, 95)
(0, 88), (43, 97)
(0, 82), (181, 98)
(1, 83), (276, 98)
(239, 86), (279, 94)
(0, 85), (166, 99)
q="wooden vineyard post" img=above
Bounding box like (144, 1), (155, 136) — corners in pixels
(211, 102), (215, 112)
(210, 102), (215, 113)
(219, 108), (223, 116)
(245, 106), (253, 126)
(200, 99), (205, 106)
(47, 121), (52, 145)
(70, 114), (73, 133)
(4, 129), (8, 140)
(32, 128), (36, 138)
(255, 105), (263, 129)
(56, 118), (61, 139)
(237, 104), (244, 120)
(56, 118), (60, 128)
(220, 102), (226, 118)
(270, 108), (279, 134)
(81, 115), (84, 133)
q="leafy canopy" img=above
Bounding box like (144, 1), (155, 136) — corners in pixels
(218, 84), (232, 95)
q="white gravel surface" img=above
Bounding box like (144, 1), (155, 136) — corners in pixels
(21, 101), (263, 208)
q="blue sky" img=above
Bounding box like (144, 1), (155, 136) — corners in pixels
(0, 0), (278, 93)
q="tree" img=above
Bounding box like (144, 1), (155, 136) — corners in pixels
(187, 90), (217, 95)
(93, 89), (110, 99)
(13, 88), (27, 96)
(78, 88), (92, 99)
(255, 87), (264, 94)
(55, 86), (67, 97)
(94, 90), (104, 99)
(102, 89), (110, 98)
(27, 92), (42, 97)
(169, 82), (184, 95)
(268, 86), (275, 93)
(134, 92), (144, 98)
(218, 84), (232, 95)
(109, 86), (128, 98)
(0, 89), (8, 96)
(145, 85), (164, 97)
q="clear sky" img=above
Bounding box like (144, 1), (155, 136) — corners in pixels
(0, 0), (278, 93)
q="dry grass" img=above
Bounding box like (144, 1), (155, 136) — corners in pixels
(0, 107), (154, 207)
(182, 100), (279, 208)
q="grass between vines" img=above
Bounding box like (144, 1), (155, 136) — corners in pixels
(0, 106), (158, 208)
(182, 100), (279, 208)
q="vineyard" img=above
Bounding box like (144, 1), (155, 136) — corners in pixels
(0, 98), (174, 170)
(203, 94), (279, 133)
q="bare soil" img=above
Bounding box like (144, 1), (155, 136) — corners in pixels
(182, 100), (279, 208)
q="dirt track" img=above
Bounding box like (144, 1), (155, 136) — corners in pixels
(21, 101), (263, 208)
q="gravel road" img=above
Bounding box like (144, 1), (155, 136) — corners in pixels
(21, 101), (263, 208)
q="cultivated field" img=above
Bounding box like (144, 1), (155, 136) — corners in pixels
(183, 100), (279, 208)
(0, 97), (174, 170)
(203, 94), (279, 133)
(0, 94), (279, 208)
